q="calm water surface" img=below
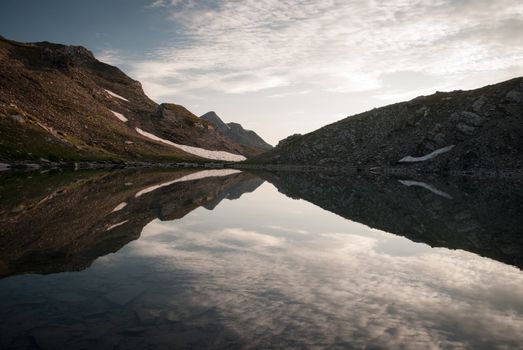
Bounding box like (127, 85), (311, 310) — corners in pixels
(0, 169), (522, 349)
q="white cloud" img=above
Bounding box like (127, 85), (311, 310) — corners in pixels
(146, 0), (183, 8)
(266, 90), (311, 99)
(95, 49), (125, 65)
(134, 0), (523, 98)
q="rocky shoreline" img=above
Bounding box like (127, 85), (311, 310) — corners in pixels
(2, 160), (522, 180)
(0, 160), (205, 172)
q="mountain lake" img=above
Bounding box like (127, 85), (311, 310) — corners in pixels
(0, 169), (522, 349)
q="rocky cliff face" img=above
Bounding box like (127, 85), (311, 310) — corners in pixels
(0, 37), (254, 162)
(259, 170), (523, 269)
(0, 169), (264, 278)
(255, 78), (523, 171)
(201, 111), (273, 152)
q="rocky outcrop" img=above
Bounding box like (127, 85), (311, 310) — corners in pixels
(201, 111), (273, 152)
(255, 77), (523, 172)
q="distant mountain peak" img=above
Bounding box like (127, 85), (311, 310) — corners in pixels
(200, 111), (272, 152)
(201, 111), (229, 131)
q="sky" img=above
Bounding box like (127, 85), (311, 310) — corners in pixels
(1, 0), (522, 144)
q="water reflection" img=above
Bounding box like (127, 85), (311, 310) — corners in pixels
(0, 169), (263, 278)
(258, 171), (523, 269)
(0, 169), (522, 349)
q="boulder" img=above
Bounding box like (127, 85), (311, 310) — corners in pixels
(456, 123), (475, 135)
(506, 90), (522, 103)
(472, 96), (487, 113)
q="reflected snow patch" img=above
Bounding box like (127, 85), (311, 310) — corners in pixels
(135, 169), (242, 198)
(106, 220), (128, 231)
(111, 202), (128, 213)
(399, 179), (453, 199)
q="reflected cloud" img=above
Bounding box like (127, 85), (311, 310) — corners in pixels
(217, 228), (285, 247)
(131, 224), (285, 258)
(119, 188), (523, 348)
(265, 224), (309, 235)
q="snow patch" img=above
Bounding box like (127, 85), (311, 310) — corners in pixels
(111, 202), (128, 213)
(399, 145), (455, 163)
(135, 169), (242, 198)
(135, 127), (246, 162)
(106, 220), (129, 231)
(398, 180), (453, 199)
(104, 89), (129, 102)
(110, 110), (128, 122)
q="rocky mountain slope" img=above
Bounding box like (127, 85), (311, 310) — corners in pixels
(201, 111), (273, 152)
(255, 77), (523, 171)
(0, 169), (263, 278)
(0, 37), (255, 163)
(259, 170), (523, 269)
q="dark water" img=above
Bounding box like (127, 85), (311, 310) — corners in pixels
(0, 169), (522, 349)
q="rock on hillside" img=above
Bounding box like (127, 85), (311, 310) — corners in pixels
(255, 77), (523, 171)
(0, 37), (251, 162)
(201, 111), (273, 152)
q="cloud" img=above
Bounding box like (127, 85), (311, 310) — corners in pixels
(266, 90), (311, 99)
(131, 0), (523, 100)
(146, 0), (184, 9)
(95, 49), (125, 66)
(147, 0), (167, 8)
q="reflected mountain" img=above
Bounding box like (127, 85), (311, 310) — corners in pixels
(0, 169), (264, 278)
(1, 168), (521, 279)
(258, 171), (523, 269)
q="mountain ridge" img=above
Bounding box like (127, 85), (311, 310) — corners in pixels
(201, 111), (273, 152)
(0, 36), (262, 163)
(254, 77), (523, 172)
